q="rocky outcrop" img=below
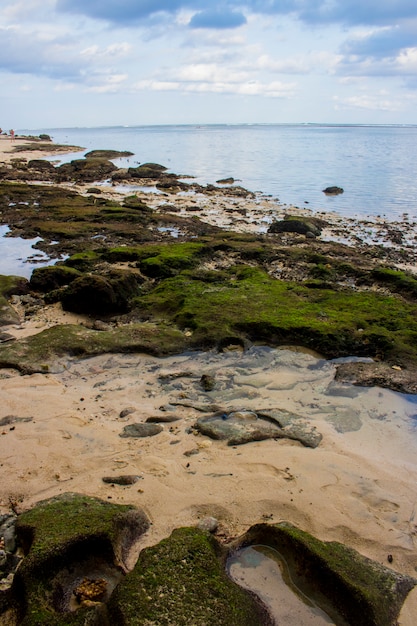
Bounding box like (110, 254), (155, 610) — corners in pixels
(194, 408), (322, 447)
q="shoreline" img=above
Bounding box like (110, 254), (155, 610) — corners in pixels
(0, 136), (417, 623)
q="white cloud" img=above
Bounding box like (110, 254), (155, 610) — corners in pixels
(133, 77), (296, 97)
(333, 93), (401, 111)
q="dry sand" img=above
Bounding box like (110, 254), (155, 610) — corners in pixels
(1, 136), (417, 622)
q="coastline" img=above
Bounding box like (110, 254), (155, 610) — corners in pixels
(0, 136), (417, 623)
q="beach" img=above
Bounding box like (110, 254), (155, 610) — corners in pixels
(1, 135), (417, 623)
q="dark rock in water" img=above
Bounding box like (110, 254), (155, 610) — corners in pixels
(120, 423), (163, 438)
(268, 217), (322, 237)
(323, 186), (344, 195)
(127, 162), (167, 179)
(107, 527), (271, 626)
(56, 157), (118, 183)
(232, 522), (416, 626)
(200, 373), (216, 391)
(85, 149), (134, 160)
(195, 408), (322, 448)
(102, 475), (141, 485)
(216, 177), (235, 184)
(335, 361), (417, 394)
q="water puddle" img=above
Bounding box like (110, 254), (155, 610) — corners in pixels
(227, 545), (335, 625)
(0, 225), (53, 278)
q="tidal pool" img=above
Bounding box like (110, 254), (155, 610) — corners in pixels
(0, 225), (50, 278)
(227, 545), (336, 625)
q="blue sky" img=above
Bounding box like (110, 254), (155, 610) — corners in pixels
(1, 0), (417, 129)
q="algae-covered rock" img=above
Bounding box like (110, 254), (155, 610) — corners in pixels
(268, 216), (323, 237)
(0, 275), (29, 325)
(11, 493), (149, 625)
(234, 522), (416, 626)
(107, 527), (272, 625)
(61, 271), (141, 315)
(56, 158), (117, 183)
(30, 266), (82, 292)
(195, 408), (322, 448)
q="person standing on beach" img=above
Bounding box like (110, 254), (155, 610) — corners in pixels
(9, 129), (15, 141)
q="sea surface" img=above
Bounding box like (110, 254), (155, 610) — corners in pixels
(21, 123), (417, 221)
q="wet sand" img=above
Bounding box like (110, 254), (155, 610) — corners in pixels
(1, 136), (417, 622)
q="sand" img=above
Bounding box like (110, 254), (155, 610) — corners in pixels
(1, 136), (417, 623)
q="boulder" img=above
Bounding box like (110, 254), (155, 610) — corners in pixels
(194, 408), (322, 447)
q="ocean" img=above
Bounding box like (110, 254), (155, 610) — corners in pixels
(22, 123), (417, 221)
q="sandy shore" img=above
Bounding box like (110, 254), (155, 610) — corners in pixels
(1, 136), (417, 622)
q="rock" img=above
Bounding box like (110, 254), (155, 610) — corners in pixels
(146, 415), (180, 423)
(268, 217), (323, 237)
(119, 407), (136, 419)
(195, 408), (322, 448)
(233, 522), (416, 626)
(119, 423), (163, 438)
(102, 475), (141, 485)
(61, 271), (140, 315)
(106, 527), (271, 626)
(56, 158), (118, 183)
(335, 361), (417, 394)
(216, 177), (235, 184)
(0, 415), (32, 426)
(12, 493), (150, 621)
(197, 517), (219, 533)
(200, 373), (216, 391)
(323, 186), (344, 195)
(30, 265), (82, 292)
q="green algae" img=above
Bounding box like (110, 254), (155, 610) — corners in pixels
(236, 523), (416, 626)
(107, 527), (270, 626)
(0, 323), (190, 373)
(12, 494), (149, 626)
(135, 265), (417, 362)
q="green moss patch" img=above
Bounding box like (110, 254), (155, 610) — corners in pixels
(135, 265), (417, 362)
(107, 527), (270, 626)
(236, 523), (416, 626)
(0, 323), (190, 373)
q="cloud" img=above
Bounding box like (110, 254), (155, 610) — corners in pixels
(333, 93), (401, 111)
(55, 1), (417, 28)
(133, 77), (296, 97)
(189, 9), (247, 29)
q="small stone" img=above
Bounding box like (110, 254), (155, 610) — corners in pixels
(184, 448), (200, 457)
(102, 475), (141, 485)
(119, 423), (163, 438)
(197, 517), (219, 533)
(119, 407), (136, 419)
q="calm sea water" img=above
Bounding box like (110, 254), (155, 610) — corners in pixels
(22, 123), (417, 220)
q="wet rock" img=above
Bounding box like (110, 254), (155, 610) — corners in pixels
(195, 408), (322, 448)
(107, 527), (271, 626)
(56, 158), (117, 183)
(146, 415), (180, 423)
(233, 522), (416, 626)
(119, 407), (136, 419)
(0, 415), (32, 426)
(200, 373), (216, 391)
(102, 475), (141, 485)
(268, 217), (323, 237)
(216, 177), (235, 184)
(335, 361), (417, 394)
(119, 423), (163, 438)
(323, 186), (344, 195)
(11, 493), (150, 622)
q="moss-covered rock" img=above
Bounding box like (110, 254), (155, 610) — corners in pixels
(11, 494), (149, 625)
(107, 527), (271, 626)
(60, 271), (141, 315)
(134, 265), (417, 363)
(30, 266), (82, 292)
(56, 158), (117, 183)
(0, 274), (29, 325)
(233, 523), (416, 626)
(0, 323), (190, 373)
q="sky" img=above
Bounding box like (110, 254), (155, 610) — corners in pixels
(1, 0), (417, 129)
